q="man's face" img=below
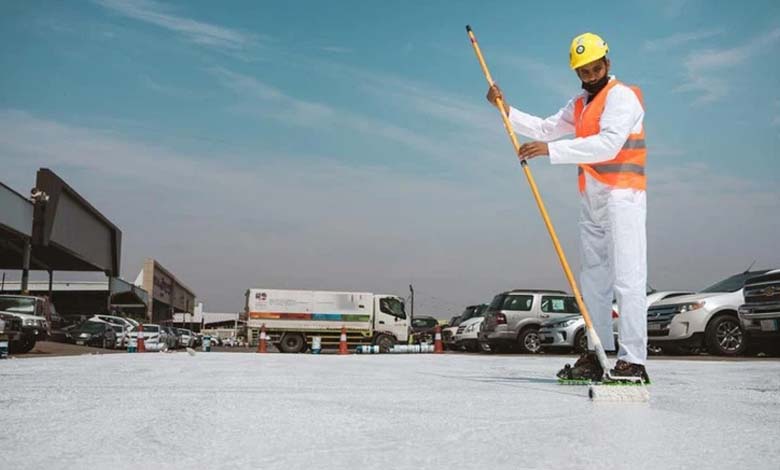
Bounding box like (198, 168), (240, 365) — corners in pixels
(576, 58), (610, 84)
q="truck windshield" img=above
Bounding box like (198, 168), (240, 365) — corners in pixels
(701, 271), (769, 293)
(460, 305), (487, 321)
(0, 297), (36, 314)
(380, 298), (406, 319)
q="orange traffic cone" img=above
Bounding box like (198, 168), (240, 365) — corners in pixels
(137, 323), (146, 353)
(257, 324), (268, 353)
(434, 324), (443, 354)
(338, 326), (348, 355)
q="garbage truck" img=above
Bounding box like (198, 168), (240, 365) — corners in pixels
(245, 289), (409, 353)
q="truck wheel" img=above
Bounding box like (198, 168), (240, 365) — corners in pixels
(279, 333), (306, 353)
(517, 326), (541, 354)
(574, 329), (588, 353)
(705, 314), (746, 356)
(373, 334), (395, 353)
(13, 337), (36, 354)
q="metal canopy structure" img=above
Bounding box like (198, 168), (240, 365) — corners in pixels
(0, 169), (122, 279)
(0, 181), (35, 269)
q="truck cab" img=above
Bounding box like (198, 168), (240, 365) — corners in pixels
(0, 294), (56, 353)
(374, 295), (409, 347)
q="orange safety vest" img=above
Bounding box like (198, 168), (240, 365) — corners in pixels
(575, 79), (646, 192)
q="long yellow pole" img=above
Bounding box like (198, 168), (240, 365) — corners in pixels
(466, 25), (608, 368)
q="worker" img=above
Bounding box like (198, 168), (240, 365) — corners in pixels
(486, 33), (649, 382)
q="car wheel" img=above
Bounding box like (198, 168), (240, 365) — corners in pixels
(574, 329), (588, 353)
(517, 326), (541, 354)
(706, 314), (746, 356)
(373, 334), (395, 353)
(279, 333), (306, 353)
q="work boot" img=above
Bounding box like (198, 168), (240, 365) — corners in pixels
(556, 351), (604, 381)
(609, 360), (650, 384)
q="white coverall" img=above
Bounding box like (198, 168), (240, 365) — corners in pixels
(507, 76), (648, 365)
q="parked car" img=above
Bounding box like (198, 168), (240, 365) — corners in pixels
(738, 269), (780, 348)
(410, 316), (440, 343)
(127, 324), (167, 351)
(453, 304), (488, 352)
(647, 270), (771, 356)
(90, 314), (139, 329)
(539, 290), (693, 353)
(0, 295), (51, 353)
(442, 315), (461, 350)
(66, 321), (117, 349)
(177, 328), (195, 348)
(479, 290), (577, 353)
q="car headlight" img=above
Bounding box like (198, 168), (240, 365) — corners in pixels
(674, 302), (706, 313)
(466, 324), (476, 332)
(24, 319), (36, 326)
(555, 319), (578, 328)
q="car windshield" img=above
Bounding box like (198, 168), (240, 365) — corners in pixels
(701, 271), (768, 293)
(461, 304), (487, 321)
(78, 321), (105, 333)
(0, 297), (36, 314)
(110, 325), (124, 332)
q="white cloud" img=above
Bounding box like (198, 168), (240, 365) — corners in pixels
(93, 0), (256, 51)
(0, 109), (569, 313)
(643, 30), (723, 52)
(676, 27), (780, 104)
(492, 54), (574, 100)
(658, 0), (692, 18)
(208, 66), (458, 161)
(2, 110), (776, 312)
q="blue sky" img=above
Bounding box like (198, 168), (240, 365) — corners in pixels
(1, 0), (779, 314)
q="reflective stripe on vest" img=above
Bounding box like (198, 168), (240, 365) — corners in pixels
(575, 80), (646, 192)
(578, 163), (645, 176)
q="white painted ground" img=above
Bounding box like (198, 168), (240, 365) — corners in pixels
(1, 353), (778, 470)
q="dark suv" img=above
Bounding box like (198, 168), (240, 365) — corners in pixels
(739, 269), (780, 346)
(410, 316), (440, 344)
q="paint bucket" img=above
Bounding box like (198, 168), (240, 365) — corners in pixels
(356, 345), (379, 354)
(0, 340), (8, 359)
(312, 336), (322, 354)
(202, 336), (212, 352)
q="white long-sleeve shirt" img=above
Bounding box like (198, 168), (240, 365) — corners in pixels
(507, 77), (645, 165)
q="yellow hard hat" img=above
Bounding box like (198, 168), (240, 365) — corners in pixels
(569, 32), (609, 70)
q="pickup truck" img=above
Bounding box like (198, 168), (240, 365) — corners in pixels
(738, 269), (780, 347)
(0, 294), (57, 353)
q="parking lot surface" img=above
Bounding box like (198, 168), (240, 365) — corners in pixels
(1, 353), (778, 469)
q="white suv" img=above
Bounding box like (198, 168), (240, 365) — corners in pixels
(479, 290), (577, 353)
(647, 270), (770, 356)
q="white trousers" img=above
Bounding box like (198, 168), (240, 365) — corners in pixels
(579, 174), (648, 365)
